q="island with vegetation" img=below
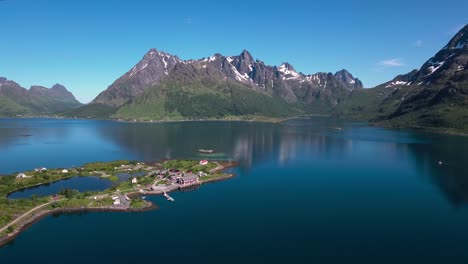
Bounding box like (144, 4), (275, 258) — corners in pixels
(0, 159), (236, 247)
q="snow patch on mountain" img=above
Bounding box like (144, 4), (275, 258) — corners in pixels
(278, 64), (300, 80)
(231, 64), (249, 82)
(385, 81), (407, 88)
(426, 61), (445, 75)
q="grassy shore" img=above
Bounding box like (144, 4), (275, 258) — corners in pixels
(0, 159), (236, 247)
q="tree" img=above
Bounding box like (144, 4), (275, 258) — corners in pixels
(6, 225), (15, 234)
(58, 188), (79, 198)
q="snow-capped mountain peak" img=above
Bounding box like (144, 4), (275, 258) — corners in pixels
(278, 63), (301, 79)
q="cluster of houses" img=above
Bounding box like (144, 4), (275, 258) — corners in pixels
(139, 160), (212, 190)
(16, 167), (71, 179)
(33, 167), (70, 174)
(111, 195), (121, 205)
(159, 160), (210, 186)
(115, 163), (146, 172)
(174, 160), (210, 186)
(17, 167), (48, 178)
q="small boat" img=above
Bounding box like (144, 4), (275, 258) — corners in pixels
(142, 196), (146, 199)
(198, 149), (215, 154)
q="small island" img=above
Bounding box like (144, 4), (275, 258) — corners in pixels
(0, 159), (236, 247)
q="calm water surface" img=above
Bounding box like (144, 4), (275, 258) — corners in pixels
(7, 176), (112, 199)
(0, 118), (467, 263)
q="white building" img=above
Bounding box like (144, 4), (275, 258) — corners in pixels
(16, 173), (27, 179)
(131, 177), (138, 184)
(62, 169), (69, 173)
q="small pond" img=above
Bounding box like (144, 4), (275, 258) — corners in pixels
(8, 176), (113, 199)
(115, 172), (146, 182)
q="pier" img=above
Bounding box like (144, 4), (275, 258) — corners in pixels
(163, 191), (175, 202)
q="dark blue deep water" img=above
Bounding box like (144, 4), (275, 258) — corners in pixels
(0, 118), (467, 263)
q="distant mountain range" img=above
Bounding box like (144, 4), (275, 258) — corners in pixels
(2, 24), (466, 133)
(0, 78), (81, 116)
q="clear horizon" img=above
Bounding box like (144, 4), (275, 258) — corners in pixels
(0, 0), (467, 103)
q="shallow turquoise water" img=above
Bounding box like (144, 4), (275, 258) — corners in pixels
(0, 118), (467, 263)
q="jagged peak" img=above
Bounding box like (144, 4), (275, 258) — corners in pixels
(333, 69), (363, 89)
(200, 53), (223, 63)
(335, 69), (352, 76)
(335, 69), (358, 80)
(143, 48), (180, 61)
(277, 62), (301, 80)
(144, 48), (159, 59)
(335, 69), (354, 81)
(279, 62), (296, 72)
(240, 49), (254, 61)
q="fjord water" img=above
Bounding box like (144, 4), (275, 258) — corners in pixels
(0, 118), (467, 263)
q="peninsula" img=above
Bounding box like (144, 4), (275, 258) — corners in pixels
(0, 159), (236, 247)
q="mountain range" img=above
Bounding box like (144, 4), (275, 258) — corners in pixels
(2, 24), (466, 133)
(0, 78), (81, 116)
(70, 48), (364, 120)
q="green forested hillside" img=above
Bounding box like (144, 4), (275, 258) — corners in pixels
(114, 80), (301, 120)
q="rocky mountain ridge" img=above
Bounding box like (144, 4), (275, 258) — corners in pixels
(91, 49), (363, 109)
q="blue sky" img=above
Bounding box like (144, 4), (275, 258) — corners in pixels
(0, 0), (466, 103)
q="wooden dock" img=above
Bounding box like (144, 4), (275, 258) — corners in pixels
(163, 191), (175, 202)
